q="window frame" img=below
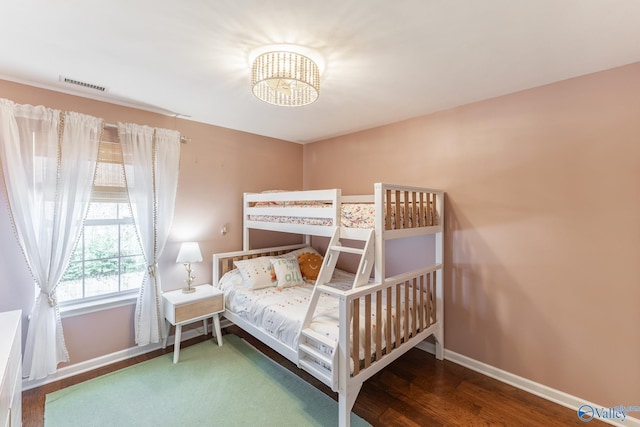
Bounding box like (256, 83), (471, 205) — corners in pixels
(58, 205), (144, 316)
(58, 291), (138, 318)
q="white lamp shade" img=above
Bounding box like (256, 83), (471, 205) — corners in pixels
(176, 242), (203, 263)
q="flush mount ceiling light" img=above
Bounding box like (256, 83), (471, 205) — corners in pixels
(251, 49), (320, 107)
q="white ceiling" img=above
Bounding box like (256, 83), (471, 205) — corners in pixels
(1, 1), (639, 144)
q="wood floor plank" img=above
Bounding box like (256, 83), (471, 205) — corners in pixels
(22, 326), (605, 426)
(377, 407), (429, 427)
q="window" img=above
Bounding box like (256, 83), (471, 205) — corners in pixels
(57, 202), (145, 303)
(57, 129), (145, 305)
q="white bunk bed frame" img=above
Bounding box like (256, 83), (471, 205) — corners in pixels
(212, 183), (444, 427)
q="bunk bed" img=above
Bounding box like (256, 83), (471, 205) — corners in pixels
(212, 183), (444, 427)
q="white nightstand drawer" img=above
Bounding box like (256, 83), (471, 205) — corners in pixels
(174, 295), (223, 323)
(164, 284), (224, 324)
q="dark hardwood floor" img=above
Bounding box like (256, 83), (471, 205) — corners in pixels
(23, 326), (600, 426)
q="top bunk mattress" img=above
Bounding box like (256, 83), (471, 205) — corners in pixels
(248, 202), (438, 229)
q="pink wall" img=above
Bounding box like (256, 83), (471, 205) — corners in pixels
(0, 79), (303, 364)
(303, 63), (640, 407)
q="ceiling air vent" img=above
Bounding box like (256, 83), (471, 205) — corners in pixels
(59, 76), (107, 92)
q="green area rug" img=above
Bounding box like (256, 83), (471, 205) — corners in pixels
(45, 334), (370, 427)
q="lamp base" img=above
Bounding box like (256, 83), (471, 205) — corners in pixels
(182, 287), (196, 294)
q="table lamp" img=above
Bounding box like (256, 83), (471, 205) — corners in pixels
(176, 242), (203, 293)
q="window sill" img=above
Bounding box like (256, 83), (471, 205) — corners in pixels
(59, 292), (138, 318)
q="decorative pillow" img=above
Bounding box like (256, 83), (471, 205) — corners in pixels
(233, 257), (274, 290)
(270, 246), (320, 277)
(270, 257), (305, 288)
(297, 252), (323, 281)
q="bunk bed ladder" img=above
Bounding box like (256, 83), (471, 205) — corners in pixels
(297, 227), (375, 391)
(318, 227), (375, 289)
(298, 328), (338, 390)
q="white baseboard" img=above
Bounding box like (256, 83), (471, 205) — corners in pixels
(22, 327), (205, 391)
(416, 342), (639, 427)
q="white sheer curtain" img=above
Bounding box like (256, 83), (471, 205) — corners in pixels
(118, 123), (180, 345)
(0, 99), (102, 379)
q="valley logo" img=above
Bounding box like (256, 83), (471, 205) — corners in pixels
(578, 404), (640, 422)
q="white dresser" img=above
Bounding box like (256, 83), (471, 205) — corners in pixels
(0, 310), (21, 427)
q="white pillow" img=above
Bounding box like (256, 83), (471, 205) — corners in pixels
(270, 257), (305, 288)
(234, 257), (274, 290)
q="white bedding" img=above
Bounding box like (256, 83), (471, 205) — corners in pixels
(217, 268), (353, 349)
(248, 202), (438, 229)
(248, 203), (376, 228)
(217, 268), (425, 361)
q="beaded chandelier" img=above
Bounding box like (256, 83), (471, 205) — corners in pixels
(251, 50), (320, 107)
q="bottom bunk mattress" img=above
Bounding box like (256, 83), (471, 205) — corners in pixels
(216, 267), (425, 362)
(217, 268), (352, 348)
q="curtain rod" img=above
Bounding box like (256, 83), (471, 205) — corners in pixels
(103, 122), (189, 143)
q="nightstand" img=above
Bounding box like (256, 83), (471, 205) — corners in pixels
(162, 284), (224, 363)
